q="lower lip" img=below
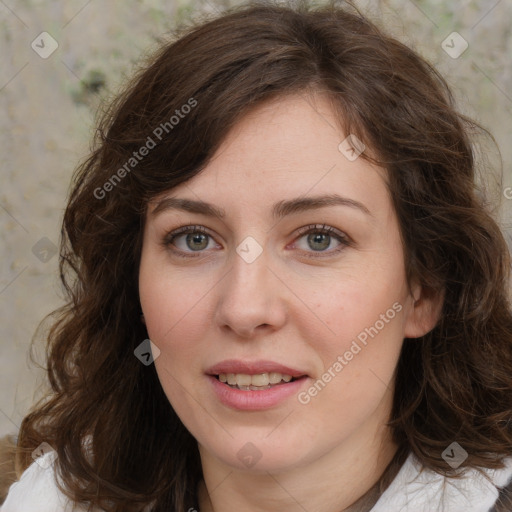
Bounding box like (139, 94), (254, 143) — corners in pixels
(207, 375), (308, 410)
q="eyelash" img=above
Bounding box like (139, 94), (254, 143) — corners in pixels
(161, 223), (351, 259)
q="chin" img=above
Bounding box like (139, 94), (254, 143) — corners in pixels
(199, 431), (312, 473)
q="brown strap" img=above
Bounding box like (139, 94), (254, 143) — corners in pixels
(489, 478), (512, 512)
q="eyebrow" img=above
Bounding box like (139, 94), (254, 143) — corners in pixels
(151, 194), (372, 219)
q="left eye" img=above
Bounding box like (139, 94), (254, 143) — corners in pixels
(293, 225), (348, 253)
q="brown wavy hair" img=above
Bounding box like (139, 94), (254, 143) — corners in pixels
(16, 0), (512, 511)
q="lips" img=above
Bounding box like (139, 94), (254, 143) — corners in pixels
(205, 359), (309, 410)
(205, 359), (308, 378)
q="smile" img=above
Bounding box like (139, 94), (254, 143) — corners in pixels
(205, 360), (310, 409)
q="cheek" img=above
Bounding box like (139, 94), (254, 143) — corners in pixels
(139, 267), (215, 419)
(298, 266), (406, 345)
(139, 268), (210, 421)
(296, 284), (405, 434)
(291, 255), (408, 403)
(139, 262), (212, 347)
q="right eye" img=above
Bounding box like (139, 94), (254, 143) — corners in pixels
(162, 225), (221, 257)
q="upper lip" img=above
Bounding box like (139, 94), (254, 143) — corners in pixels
(206, 359), (308, 378)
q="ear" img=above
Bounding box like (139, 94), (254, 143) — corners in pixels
(403, 282), (444, 338)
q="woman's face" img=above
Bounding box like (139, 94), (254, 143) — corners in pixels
(139, 92), (435, 473)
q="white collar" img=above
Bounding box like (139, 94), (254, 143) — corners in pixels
(370, 452), (512, 512)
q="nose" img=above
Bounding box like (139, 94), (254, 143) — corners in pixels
(214, 246), (288, 339)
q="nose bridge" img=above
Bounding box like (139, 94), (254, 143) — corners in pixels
(214, 236), (286, 336)
(227, 238), (271, 303)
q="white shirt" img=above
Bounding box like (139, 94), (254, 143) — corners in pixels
(3, 449), (512, 511)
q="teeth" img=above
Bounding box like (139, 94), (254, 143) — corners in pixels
(217, 372), (295, 388)
(236, 374), (252, 387)
(251, 373), (269, 386)
(269, 372), (283, 384)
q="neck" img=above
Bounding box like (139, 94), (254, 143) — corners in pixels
(197, 418), (399, 512)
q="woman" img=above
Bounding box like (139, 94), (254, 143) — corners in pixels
(2, 1), (512, 510)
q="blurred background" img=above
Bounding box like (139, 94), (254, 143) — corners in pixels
(1, 0), (511, 438)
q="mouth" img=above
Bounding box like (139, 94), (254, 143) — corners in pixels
(213, 372), (305, 391)
(205, 360), (310, 409)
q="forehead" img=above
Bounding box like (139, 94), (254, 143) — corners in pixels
(148, 93), (390, 219)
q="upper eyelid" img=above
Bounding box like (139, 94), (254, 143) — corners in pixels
(163, 225), (218, 244)
(294, 224), (348, 239)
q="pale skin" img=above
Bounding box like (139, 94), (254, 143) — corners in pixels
(138, 91), (443, 512)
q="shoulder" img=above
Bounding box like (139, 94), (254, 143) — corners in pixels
(1, 450), (91, 512)
(371, 452), (512, 512)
